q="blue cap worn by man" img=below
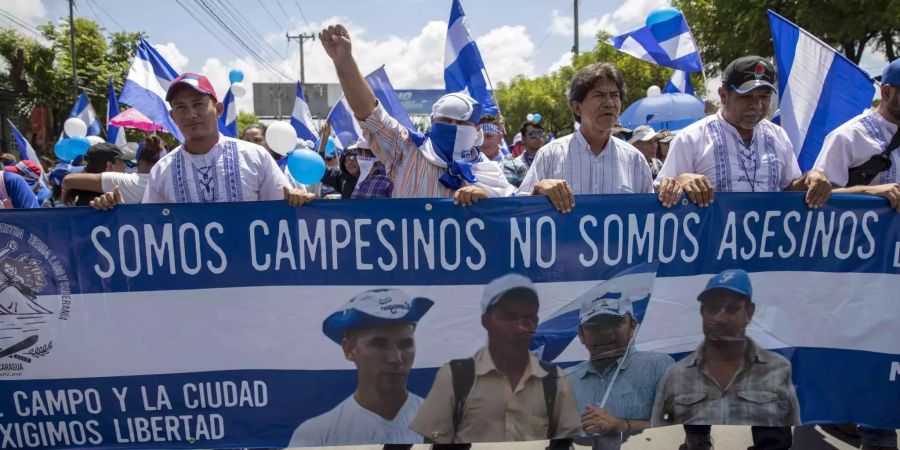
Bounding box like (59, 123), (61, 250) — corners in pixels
(289, 289), (432, 447)
(651, 269), (801, 436)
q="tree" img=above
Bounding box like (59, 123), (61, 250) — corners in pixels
(675, 0), (899, 73)
(236, 111), (260, 138)
(0, 18), (140, 150)
(496, 32), (704, 137)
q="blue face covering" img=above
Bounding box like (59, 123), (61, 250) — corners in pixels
(429, 122), (481, 190)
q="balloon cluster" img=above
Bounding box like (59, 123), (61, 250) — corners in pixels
(229, 69), (247, 97)
(55, 118), (91, 161)
(526, 113), (542, 123)
(265, 121), (326, 185)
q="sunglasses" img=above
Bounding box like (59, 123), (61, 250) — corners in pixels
(527, 130), (546, 139)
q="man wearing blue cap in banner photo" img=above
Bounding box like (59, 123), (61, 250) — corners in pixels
(319, 24), (517, 206)
(650, 270), (801, 442)
(410, 274), (581, 448)
(566, 292), (674, 449)
(288, 288), (433, 447)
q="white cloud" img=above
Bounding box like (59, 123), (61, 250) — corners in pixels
(551, 0), (670, 38)
(153, 42), (189, 73)
(548, 10), (573, 36)
(2, 0), (47, 39)
(548, 51), (573, 74)
(476, 25), (536, 84)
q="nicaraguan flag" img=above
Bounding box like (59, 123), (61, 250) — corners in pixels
(291, 82), (319, 146)
(529, 263), (659, 362)
(217, 88), (237, 138)
(607, 12), (703, 72)
(768, 10), (875, 171)
(119, 37), (183, 142)
(106, 80), (127, 147)
(62, 93), (102, 140)
(365, 66), (426, 146)
(326, 97), (362, 150)
(8, 120), (50, 187)
(444, 0), (498, 115)
(664, 70), (695, 95)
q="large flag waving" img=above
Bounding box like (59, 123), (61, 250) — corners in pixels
(119, 38), (183, 142)
(8, 120), (50, 187)
(63, 93), (101, 139)
(217, 88), (237, 138)
(607, 10), (703, 72)
(291, 82), (319, 145)
(664, 70), (695, 95)
(106, 80), (127, 147)
(444, 0), (498, 115)
(768, 10), (876, 171)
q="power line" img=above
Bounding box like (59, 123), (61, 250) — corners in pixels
(81, 0), (110, 30)
(257, 0), (291, 32)
(292, 0), (313, 33)
(274, 0), (293, 26)
(0, 9), (42, 37)
(173, 0), (254, 63)
(214, 0), (287, 64)
(89, 0), (126, 31)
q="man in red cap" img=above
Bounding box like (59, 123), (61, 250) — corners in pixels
(4, 160), (51, 205)
(91, 72), (313, 208)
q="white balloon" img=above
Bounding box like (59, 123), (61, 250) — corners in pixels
(64, 117), (88, 137)
(231, 82), (247, 97)
(265, 121), (297, 156)
(646, 85), (662, 97)
(87, 135), (104, 146)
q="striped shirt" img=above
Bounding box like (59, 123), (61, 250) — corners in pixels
(518, 130), (654, 195)
(650, 339), (801, 427)
(360, 104), (452, 199)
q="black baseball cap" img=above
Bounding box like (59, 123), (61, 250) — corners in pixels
(722, 56), (776, 94)
(84, 143), (128, 172)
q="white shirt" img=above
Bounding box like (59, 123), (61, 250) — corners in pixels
(518, 130), (653, 195)
(657, 113), (801, 192)
(288, 393), (424, 447)
(142, 135), (298, 203)
(812, 108), (899, 186)
(101, 172), (148, 204)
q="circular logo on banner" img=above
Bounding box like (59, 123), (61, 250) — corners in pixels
(0, 225), (72, 377)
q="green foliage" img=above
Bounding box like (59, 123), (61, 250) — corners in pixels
(674, 0), (899, 73)
(236, 111), (260, 138)
(496, 32), (704, 137)
(0, 18), (140, 148)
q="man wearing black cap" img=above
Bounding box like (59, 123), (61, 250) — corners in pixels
(64, 142), (130, 206)
(62, 136), (165, 205)
(289, 289), (433, 447)
(651, 269), (800, 449)
(656, 55), (831, 209)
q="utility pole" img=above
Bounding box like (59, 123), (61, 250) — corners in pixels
(286, 32), (316, 84)
(69, 0), (78, 94)
(573, 0), (579, 56)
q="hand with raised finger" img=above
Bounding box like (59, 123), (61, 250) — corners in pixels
(453, 185), (488, 207)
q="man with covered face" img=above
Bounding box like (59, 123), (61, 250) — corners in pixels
(288, 289), (433, 447)
(320, 24), (515, 206)
(566, 293), (673, 449)
(656, 56), (831, 209)
(651, 269), (800, 449)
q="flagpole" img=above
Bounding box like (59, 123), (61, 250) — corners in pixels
(68, 0), (78, 95)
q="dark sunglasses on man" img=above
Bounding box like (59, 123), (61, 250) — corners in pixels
(527, 130), (545, 139)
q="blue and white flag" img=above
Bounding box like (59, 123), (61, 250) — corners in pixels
(290, 82), (319, 146)
(444, 0), (499, 115)
(529, 263), (658, 362)
(8, 120), (50, 187)
(106, 80), (127, 147)
(768, 10), (876, 171)
(664, 70), (695, 95)
(217, 88), (237, 138)
(607, 12), (703, 72)
(326, 97), (362, 150)
(119, 37), (183, 142)
(366, 66), (426, 146)
(62, 93), (101, 140)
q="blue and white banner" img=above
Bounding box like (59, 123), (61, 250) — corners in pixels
(768, 10), (876, 171)
(607, 11), (703, 73)
(119, 38), (183, 142)
(444, 0), (499, 115)
(325, 96), (361, 149)
(290, 82), (319, 146)
(106, 80), (127, 147)
(0, 194), (898, 448)
(216, 88), (237, 138)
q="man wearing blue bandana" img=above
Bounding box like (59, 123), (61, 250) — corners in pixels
(289, 288), (433, 447)
(320, 24), (516, 206)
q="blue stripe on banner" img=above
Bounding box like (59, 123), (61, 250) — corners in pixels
(1, 193), (896, 296)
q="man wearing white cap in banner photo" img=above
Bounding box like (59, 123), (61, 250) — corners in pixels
(410, 274), (581, 448)
(288, 289), (433, 447)
(319, 24), (516, 206)
(566, 292), (674, 450)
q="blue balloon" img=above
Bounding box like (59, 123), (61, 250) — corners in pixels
(324, 137), (336, 156)
(228, 69), (244, 84)
(646, 7), (681, 27)
(54, 136), (90, 162)
(532, 113), (542, 123)
(287, 149), (326, 185)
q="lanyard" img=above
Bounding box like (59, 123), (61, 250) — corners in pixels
(734, 137), (759, 193)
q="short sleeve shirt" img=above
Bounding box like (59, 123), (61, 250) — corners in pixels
(656, 113), (802, 192)
(288, 393), (423, 446)
(812, 109), (899, 186)
(101, 172), (149, 204)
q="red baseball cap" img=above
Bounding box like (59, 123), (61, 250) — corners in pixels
(4, 160), (43, 180)
(165, 72), (218, 102)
